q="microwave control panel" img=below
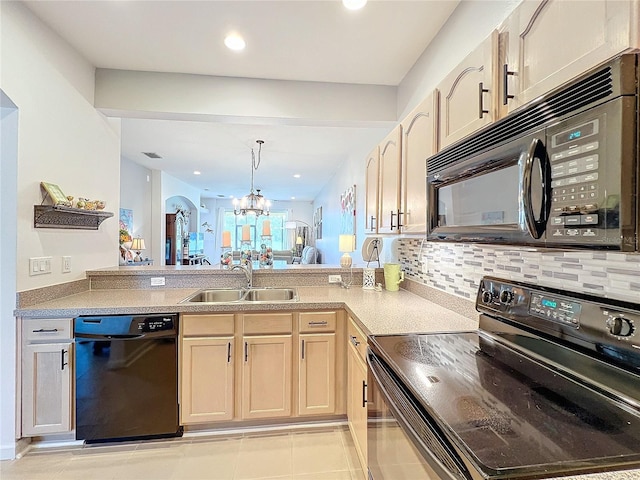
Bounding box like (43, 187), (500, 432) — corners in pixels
(547, 117), (604, 242)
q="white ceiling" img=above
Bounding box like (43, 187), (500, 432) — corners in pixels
(23, 0), (459, 202)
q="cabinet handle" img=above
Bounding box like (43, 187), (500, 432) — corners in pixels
(391, 209), (404, 230)
(308, 321), (328, 327)
(301, 339), (305, 360)
(350, 335), (360, 347)
(478, 82), (489, 119)
(33, 328), (58, 333)
(244, 341), (248, 362)
(61, 348), (68, 370)
(502, 64), (515, 106)
(369, 215), (376, 230)
(362, 380), (368, 408)
(227, 342), (232, 363)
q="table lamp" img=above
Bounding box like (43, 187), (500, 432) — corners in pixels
(339, 234), (355, 268)
(296, 235), (304, 256)
(131, 237), (146, 262)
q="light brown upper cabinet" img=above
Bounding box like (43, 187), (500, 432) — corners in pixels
(499, 0), (640, 115)
(400, 92), (438, 234)
(437, 31), (498, 150)
(364, 146), (380, 234)
(377, 126), (403, 234)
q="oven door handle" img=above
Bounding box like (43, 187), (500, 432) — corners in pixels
(522, 137), (551, 239)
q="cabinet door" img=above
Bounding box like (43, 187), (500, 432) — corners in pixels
(502, 0), (639, 113)
(22, 342), (72, 435)
(400, 93), (437, 234)
(299, 333), (336, 416)
(242, 335), (292, 419)
(438, 31), (498, 149)
(181, 337), (234, 424)
(377, 126), (403, 234)
(347, 344), (368, 474)
(364, 146), (380, 234)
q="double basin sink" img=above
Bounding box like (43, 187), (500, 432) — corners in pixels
(180, 287), (298, 304)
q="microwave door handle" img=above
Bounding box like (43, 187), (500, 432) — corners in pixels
(522, 138), (551, 239)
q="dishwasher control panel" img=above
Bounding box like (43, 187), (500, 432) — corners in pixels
(135, 316), (176, 333)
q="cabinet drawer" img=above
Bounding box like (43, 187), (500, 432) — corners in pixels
(299, 311), (336, 333)
(182, 314), (234, 336)
(24, 318), (72, 342)
(243, 313), (293, 335)
(348, 318), (367, 361)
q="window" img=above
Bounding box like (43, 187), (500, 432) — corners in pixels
(222, 211), (289, 251)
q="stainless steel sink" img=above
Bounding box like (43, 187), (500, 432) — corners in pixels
(180, 287), (298, 304)
(243, 288), (298, 302)
(180, 288), (246, 303)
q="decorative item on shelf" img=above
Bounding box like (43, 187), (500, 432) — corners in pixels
(233, 140), (270, 217)
(220, 230), (232, 268)
(339, 234), (355, 288)
(119, 228), (132, 245)
(95, 200), (106, 210)
(362, 267), (376, 290)
(40, 182), (71, 206)
(259, 235), (273, 268)
(130, 237), (146, 263)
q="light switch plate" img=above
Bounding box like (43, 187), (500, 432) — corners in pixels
(328, 274), (342, 283)
(151, 277), (166, 286)
(62, 256), (71, 273)
(29, 257), (52, 276)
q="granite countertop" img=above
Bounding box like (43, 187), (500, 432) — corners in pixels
(15, 283), (640, 479)
(15, 285), (478, 336)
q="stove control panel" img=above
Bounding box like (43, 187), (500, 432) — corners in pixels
(529, 293), (581, 328)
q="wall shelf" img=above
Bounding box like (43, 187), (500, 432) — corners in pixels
(34, 205), (114, 230)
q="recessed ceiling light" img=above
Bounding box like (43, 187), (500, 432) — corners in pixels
(343, 0), (367, 10)
(291, 196), (296, 200)
(293, 174), (301, 178)
(224, 33), (246, 51)
(193, 170), (201, 175)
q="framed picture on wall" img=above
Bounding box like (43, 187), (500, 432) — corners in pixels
(340, 185), (356, 235)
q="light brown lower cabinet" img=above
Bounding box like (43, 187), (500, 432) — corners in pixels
(180, 310), (343, 425)
(180, 337), (234, 424)
(347, 317), (368, 476)
(299, 333), (336, 416)
(21, 318), (73, 436)
(242, 335), (292, 419)
(22, 342), (73, 435)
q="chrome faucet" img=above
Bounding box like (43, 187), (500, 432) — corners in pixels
(231, 263), (252, 288)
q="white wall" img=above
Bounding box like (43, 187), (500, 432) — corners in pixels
(0, 93), (19, 459)
(120, 157), (153, 244)
(1, 1), (122, 292)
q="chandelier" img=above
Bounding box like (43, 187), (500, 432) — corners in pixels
(233, 140), (270, 216)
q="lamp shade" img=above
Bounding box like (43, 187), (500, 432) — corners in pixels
(338, 234), (355, 253)
(131, 237), (146, 251)
(296, 236), (304, 245)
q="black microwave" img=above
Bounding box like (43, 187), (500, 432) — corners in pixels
(427, 54), (639, 251)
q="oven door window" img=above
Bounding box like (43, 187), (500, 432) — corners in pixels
(437, 164), (521, 228)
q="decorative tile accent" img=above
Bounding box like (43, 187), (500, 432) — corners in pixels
(398, 240), (640, 303)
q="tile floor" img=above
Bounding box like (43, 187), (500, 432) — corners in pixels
(0, 426), (365, 480)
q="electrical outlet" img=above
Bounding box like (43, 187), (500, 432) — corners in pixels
(62, 256), (71, 273)
(151, 277), (166, 286)
(328, 274), (342, 284)
(29, 257), (52, 276)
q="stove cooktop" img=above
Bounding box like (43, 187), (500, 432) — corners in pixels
(369, 331), (640, 477)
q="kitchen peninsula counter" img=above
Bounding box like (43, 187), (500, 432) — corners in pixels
(15, 284), (478, 336)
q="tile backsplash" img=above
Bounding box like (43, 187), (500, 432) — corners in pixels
(398, 239), (640, 303)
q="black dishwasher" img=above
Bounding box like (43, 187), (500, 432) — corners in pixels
(74, 314), (182, 443)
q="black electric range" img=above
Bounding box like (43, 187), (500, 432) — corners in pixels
(367, 277), (640, 479)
